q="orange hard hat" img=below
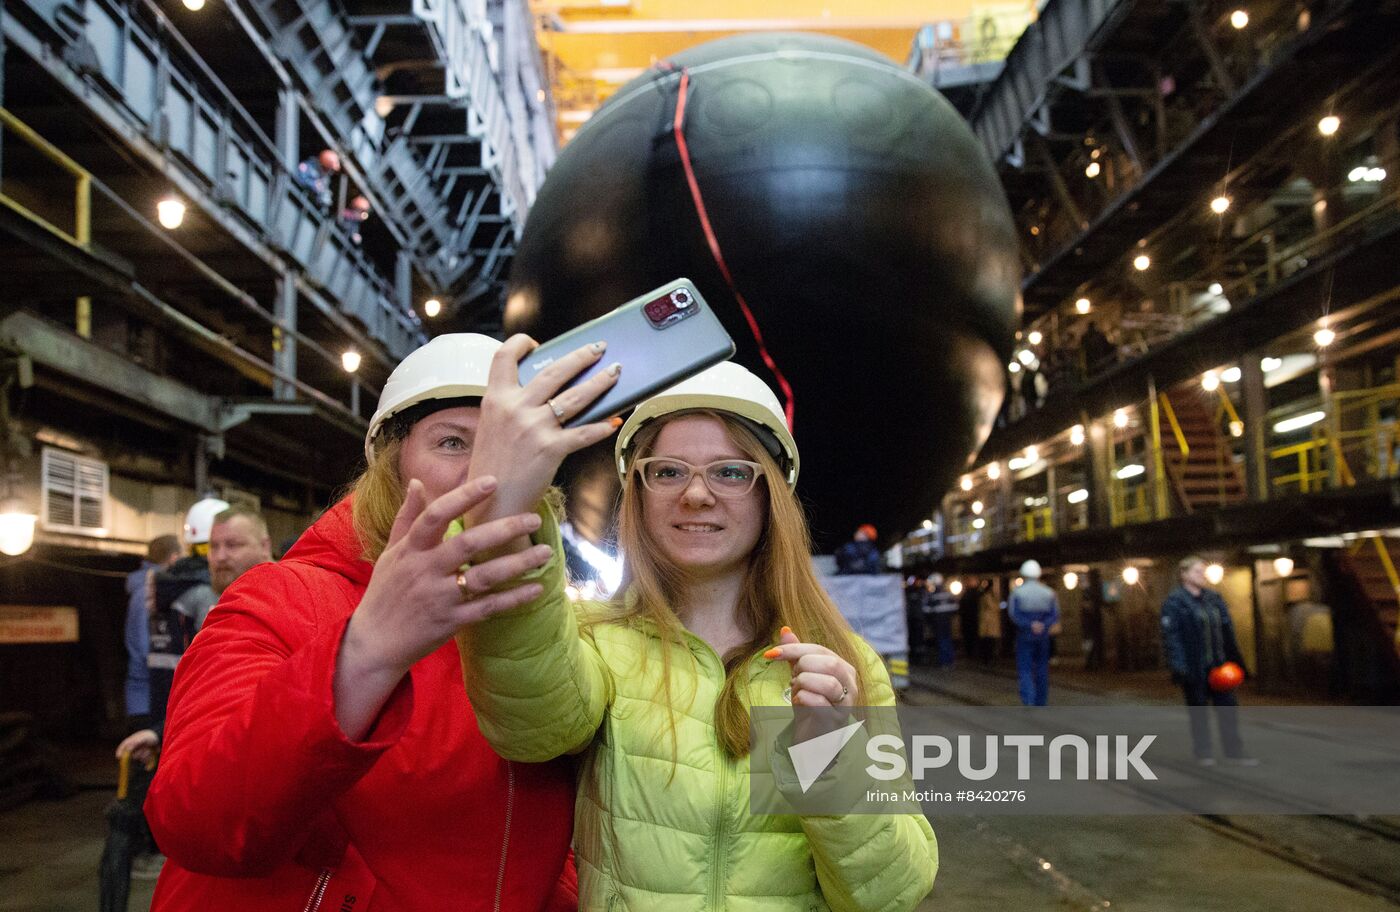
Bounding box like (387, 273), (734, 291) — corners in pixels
(857, 523), (878, 540)
(1208, 661), (1244, 692)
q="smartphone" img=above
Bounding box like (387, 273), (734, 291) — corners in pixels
(518, 279), (736, 428)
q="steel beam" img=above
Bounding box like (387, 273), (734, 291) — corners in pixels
(0, 311), (222, 432)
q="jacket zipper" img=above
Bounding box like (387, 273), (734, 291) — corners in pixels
(302, 868), (332, 912)
(709, 750), (729, 909)
(492, 761), (516, 912)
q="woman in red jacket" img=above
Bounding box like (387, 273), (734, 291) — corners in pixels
(145, 333), (620, 911)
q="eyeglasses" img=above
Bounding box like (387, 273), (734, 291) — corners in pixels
(633, 457), (765, 497)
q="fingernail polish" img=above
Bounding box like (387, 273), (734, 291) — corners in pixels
(763, 647), (782, 659)
(609, 417), (623, 429)
(780, 625), (792, 636)
(591, 341), (606, 354)
(608, 362), (621, 377)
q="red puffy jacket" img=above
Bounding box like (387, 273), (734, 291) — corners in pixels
(146, 498), (577, 911)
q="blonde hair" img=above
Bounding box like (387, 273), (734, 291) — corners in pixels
(350, 437), (405, 562)
(604, 410), (868, 759)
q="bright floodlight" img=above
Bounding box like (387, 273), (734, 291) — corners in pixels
(156, 197), (186, 229)
(1211, 196), (1230, 214)
(1317, 115), (1340, 136)
(424, 298), (442, 318)
(341, 350), (362, 373)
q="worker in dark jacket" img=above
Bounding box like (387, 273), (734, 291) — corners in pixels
(835, 523), (883, 575)
(1160, 555), (1255, 765)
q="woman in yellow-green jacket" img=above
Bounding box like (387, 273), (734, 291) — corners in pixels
(453, 341), (936, 911)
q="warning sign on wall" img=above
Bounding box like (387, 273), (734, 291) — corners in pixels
(0, 606), (79, 643)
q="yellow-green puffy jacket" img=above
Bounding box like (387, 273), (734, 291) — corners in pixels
(452, 515), (937, 911)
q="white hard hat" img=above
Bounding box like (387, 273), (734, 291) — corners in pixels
(615, 362), (799, 488)
(1019, 559), (1042, 580)
(184, 497), (231, 545)
(365, 333), (502, 463)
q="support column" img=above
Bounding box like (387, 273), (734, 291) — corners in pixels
(1240, 352), (1269, 500)
(1087, 415), (1114, 528)
(276, 85), (299, 172)
(396, 250), (412, 312)
(273, 275), (297, 401)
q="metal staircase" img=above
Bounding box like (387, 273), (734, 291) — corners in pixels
(1159, 388), (1247, 512)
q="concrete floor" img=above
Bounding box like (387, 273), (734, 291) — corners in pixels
(3, 663), (1397, 911)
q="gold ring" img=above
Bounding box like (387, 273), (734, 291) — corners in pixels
(547, 398), (567, 424)
(455, 570), (472, 601)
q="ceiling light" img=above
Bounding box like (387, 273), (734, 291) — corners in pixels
(971, 500), (984, 515)
(156, 197), (186, 229)
(1008, 361), (1021, 373)
(341, 350), (362, 373)
(424, 298), (442, 318)
(1085, 161), (1101, 178)
(1222, 366), (1241, 383)
(1317, 115), (1340, 136)
(1017, 349), (1036, 365)
(1075, 297), (1092, 314)
(1261, 356), (1283, 372)
(1116, 463), (1145, 479)
(1210, 195), (1231, 214)
(960, 475), (973, 492)
(1122, 566), (1140, 585)
(1133, 254), (1151, 271)
(987, 462), (1001, 480)
(1314, 325), (1335, 347)
(1209, 282), (1224, 295)
(1230, 8), (1249, 28)
(1067, 488), (1089, 504)
(1273, 411), (1325, 434)
(949, 579), (964, 596)
(1070, 424), (1085, 446)
(1063, 571), (1079, 590)
(1367, 167), (1387, 181)
(1202, 370), (1220, 392)
(921, 519), (934, 530)
(1205, 563), (1225, 584)
(182, 0), (206, 10)
(1113, 409), (1129, 428)
(972, 517), (986, 529)
(1273, 556), (1295, 577)
(1028, 330), (1043, 345)
(1024, 446), (1039, 462)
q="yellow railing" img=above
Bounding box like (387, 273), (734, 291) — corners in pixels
(1110, 482), (1152, 527)
(1269, 384), (1400, 495)
(0, 107), (92, 249)
(1022, 506), (1054, 542)
(1158, 393), (1189, 457)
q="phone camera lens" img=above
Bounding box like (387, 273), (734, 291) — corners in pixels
(670, 289), (693, 308)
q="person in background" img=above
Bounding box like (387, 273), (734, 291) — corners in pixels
(1081, 320), (1115, 376)
(958, 575), (981, 659)
(977, 580), (1002, 666)
(339, 194), (371, 245)
(125, 535), (180, 724)
(120, 505), (276, 769)
(926, 573), (959, 668)
(1009, 560), (1058, 705)
(295, 148), (340, 210)
(1161, 556), (1257, 766)
(147, 497), (227, 730)
(905, 576), (931, 665)
(835, 523), (883, 575)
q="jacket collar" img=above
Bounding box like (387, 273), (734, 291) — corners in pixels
(281, 497), (374, 587)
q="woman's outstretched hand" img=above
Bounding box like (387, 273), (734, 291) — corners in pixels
(334, 476), (555, 740)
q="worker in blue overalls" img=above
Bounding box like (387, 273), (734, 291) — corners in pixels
(1009, 559), (1059, 705)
